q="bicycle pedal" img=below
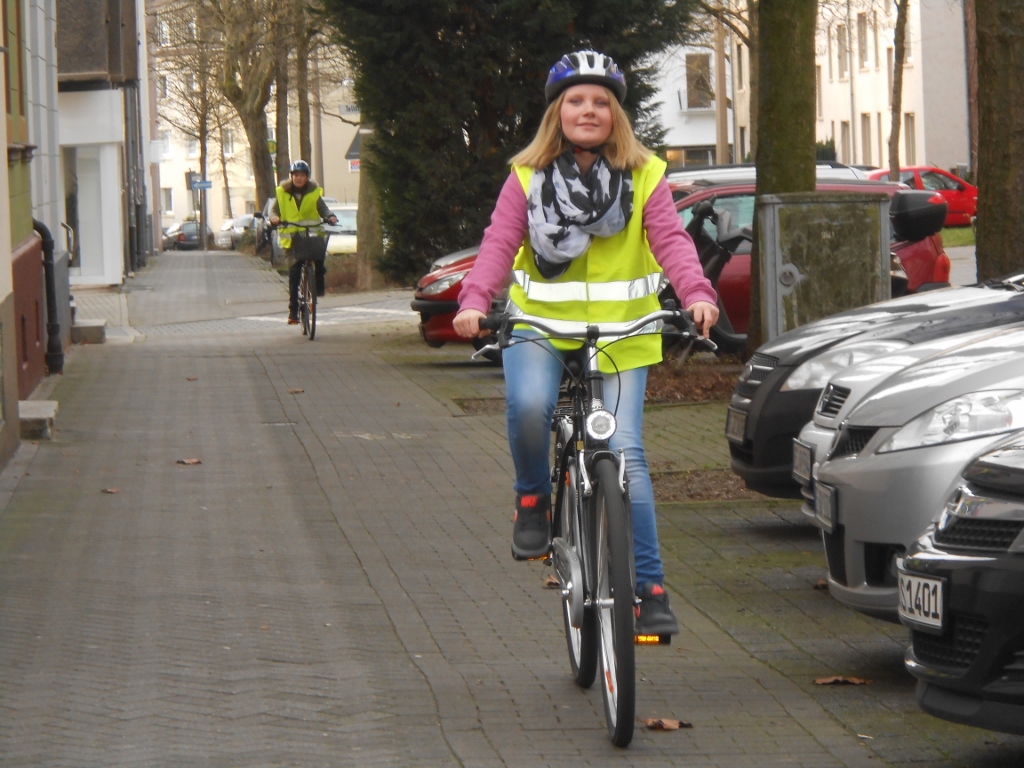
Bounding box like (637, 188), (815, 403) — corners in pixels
(634, 634), (671, 646)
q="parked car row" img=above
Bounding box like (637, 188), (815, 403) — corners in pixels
(411, 168), (952, 358)
(162, 220), (213, 251)
(729, 263), (1024, 736)
(254, 196), (358, 262)
(215, 214), (257, 249)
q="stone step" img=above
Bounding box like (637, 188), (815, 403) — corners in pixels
(19, 400), (58, 440)
(71, 318), (106, 344)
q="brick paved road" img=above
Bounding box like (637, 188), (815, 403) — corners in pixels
(0, 251), (1021, 766)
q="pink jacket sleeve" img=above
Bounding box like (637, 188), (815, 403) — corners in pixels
(457, 173), (527, 315)
(643, 178), (718, 308)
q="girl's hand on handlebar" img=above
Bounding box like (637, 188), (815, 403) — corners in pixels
(454, 309), (488, 338)
(687, 300), (719, 338)
(270, 215), (280, 226)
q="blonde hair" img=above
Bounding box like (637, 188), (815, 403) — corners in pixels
(510, 89), (652, 171)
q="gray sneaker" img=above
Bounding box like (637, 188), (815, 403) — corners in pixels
(634, 583), (680, 635)
(511, 494), (551, 560)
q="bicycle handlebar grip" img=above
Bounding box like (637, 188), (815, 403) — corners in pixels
(478, 314), (505, 332)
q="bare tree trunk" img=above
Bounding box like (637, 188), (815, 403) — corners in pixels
(296, 30), (312, 165)
(747, 0), (759, 160)
(218, 124), (233, 219)
(748, 0), (816, 352)
(975, 2), (1024, 279)
(275, 40), (291, 180)
(963, 0), (978, 177)
(356, 131), (384, 290)
(887, 0), (909, 180)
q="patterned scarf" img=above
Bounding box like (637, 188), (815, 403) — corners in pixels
(526, 151), (633, 279)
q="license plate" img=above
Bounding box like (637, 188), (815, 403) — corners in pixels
(793, 440), (813, 484)
(898, 570), (945, 630)
(814, 481), (837, 533)
(725, 407), (747, 444)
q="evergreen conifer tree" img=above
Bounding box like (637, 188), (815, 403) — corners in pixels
(319, 0), (697, 282)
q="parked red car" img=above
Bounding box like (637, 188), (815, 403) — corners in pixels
(411, 178), (950, 349)
(866, 166), (977, 227)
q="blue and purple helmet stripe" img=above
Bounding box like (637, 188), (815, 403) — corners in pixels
(544, 51), (627, 104)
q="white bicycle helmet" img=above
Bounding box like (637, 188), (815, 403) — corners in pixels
(544, 50), (627, 104)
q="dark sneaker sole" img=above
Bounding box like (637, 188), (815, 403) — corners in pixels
(511, 543), (551, 561)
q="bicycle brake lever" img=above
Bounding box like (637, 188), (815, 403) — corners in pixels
(470, 343), (501, 361)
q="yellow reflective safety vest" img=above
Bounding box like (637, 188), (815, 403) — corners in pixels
(509, 155), (666, 373)
(275, 184), (324, 249)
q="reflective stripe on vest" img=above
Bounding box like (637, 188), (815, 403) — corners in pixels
(512, 270), (662, 304)
(508, 303), (659, 342)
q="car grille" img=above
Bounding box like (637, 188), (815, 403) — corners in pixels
(822, 526), (847, 586)
(830, 426), (879, 459)
(934, 517), (1024, 551)
(912, 614), (988, 673)
(816, 384), (851, 418)
(736, 353), (778, 397)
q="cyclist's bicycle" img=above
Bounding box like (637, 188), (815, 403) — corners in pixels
(479, 306), (715, 747)
(277, 219), (329, 340)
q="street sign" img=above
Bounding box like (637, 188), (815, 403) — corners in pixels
(191, 180), (213, 190)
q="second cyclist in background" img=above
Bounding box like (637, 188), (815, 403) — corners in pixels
(455, 51), (718, 636)
(270, 160), (338, 325)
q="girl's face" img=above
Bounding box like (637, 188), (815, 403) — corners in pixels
(559, 84), (613, 149)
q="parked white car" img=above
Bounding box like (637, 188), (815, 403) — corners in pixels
(326, 203), (357, 255)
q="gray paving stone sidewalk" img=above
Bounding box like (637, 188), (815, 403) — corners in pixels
(0, 250), (1020, 766)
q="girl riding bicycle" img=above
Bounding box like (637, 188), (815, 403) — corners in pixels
(454, 51), (719, 636)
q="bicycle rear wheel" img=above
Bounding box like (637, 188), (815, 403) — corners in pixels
(592, 456), (636, 747)
(301, 261), (317, 340)
(554, 424), (598, 688)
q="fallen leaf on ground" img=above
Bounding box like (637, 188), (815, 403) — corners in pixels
(185, 376), (198, 381)
(813, 578), (829, 591)
(645, 718), (692, 730)
(542, 573), (560, 589)
(813, 675), (870, 686)
(177, 458), (202, 466)
(289, 388), (305, 394)
(101, 488), (120, 494)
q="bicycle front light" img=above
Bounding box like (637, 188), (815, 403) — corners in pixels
(586, 410), (617, 441)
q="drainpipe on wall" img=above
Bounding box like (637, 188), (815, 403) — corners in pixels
(33, 219), (64, 376)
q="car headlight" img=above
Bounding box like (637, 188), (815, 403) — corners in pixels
(877, 390), (1024, 453)
(419, 270), (468, 296)
(781, 340), (911, 391)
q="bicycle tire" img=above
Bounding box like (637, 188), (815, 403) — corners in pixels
(301, 261), (317, 340)
(554, 423), (598, 688)
(592, 456), (636, 747)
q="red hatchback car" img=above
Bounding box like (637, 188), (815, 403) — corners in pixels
(411, 178), (950, 350)
(866, 166), (977, 227)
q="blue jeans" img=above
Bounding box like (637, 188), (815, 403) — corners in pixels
(502, 330), (664, 588)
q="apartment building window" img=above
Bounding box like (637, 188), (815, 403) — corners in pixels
(904, 113), (917, 165)
(877, 113), (884, 167)
(739, 127), (747, 163)
(686, 53), (713, 109)
(685, 147), (715, 166)
(837, 24), (849, 79)
(157, 19), (170, 46)
(161, 187), (173, 212)
(187, 137), (198, 157)
(827, 28), (833, 80)
(872, 11), (880, 70)
(857, 14), (869, 68)
(158, 129), (172, 158)
(157, 75), (168, 100)
(840, 121), (851, 163)
(222, 128), (234, 155)
(887, 48), (894, 106)
(816, 66), (823, 118)
(735, 44), (744, 90)
(861, 113), (872, 165)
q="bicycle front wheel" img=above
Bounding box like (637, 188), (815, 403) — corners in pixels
(592, 456), (636, 747)
(301, 261), (317, 340)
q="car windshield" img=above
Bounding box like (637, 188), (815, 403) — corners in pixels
(679, 194), (755, 239)
(331, 209), (357, 232)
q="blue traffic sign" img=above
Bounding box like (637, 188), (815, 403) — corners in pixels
(191, 180), (213, 190)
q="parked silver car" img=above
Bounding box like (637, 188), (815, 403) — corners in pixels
(795, 324), (1024, 621)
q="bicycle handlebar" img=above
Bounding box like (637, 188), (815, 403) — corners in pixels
(480, 307), (717, 352)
